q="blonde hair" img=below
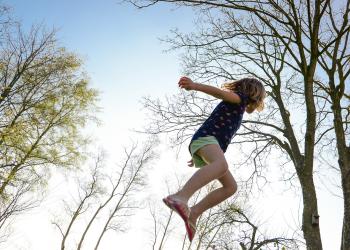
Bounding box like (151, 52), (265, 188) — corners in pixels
(222, 78), (266, 111)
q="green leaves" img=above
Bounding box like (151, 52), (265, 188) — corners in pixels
(0, 24), (99, 200)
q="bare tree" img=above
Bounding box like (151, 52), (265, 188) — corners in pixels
(128, 0), (350, 249)
(0, 181), (41, 244)
(52, 138), (158, 250)
(52, 152), (104, 250)
(314, 3), (350, 248)
(210, 204), (301, 250)
(148, 199), (175, 250)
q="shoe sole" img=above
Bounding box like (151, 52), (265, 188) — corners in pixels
(162, 197), (194, 241)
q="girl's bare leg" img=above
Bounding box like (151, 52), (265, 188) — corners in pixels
(188, 170), (237, 226)
(173, 144), (229, 201)
(168, 144), (236, 213)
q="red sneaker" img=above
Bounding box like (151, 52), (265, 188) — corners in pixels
(185, 220), (196, 242)
(162, 196), (190, 222)
(162, 196), (196, 241)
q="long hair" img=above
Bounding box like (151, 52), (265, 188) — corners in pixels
(222, 78), (266, 111)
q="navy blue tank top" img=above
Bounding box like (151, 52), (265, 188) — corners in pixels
(190, 91), (248, 152)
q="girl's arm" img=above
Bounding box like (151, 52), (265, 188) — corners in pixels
(178, 76), (241, 104)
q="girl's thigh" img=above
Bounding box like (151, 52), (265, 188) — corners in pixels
(196, 144), (226, 165)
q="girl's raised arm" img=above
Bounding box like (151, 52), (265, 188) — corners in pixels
(178, 76), (241, 104)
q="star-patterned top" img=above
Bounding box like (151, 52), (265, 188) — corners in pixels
(190, 91), (248, 152)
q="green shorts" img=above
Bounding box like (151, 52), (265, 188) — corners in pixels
(189, 136), (219, 168)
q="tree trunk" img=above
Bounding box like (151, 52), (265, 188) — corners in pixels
(341, 149), (350, 250)
(298, 169), (323, 250)
(331, 93), (350, 250)
(301, 73), (323, 250)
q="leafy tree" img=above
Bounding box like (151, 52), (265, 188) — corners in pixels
(0, 9), (98, 242)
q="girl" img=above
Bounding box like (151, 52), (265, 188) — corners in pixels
(163, 76), (266, 242)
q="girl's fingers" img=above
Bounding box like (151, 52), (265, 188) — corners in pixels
(187, 159), (194, 167)
(179, 77), (190, 84)
(179, 82), (188, 89)
(178, 77), (192, 90)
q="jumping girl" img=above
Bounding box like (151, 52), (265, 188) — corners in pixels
(163, 76), (266, 241)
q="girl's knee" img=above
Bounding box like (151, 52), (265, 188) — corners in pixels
(225, 178), (237, 196)
(225, 183), (237, 197)
(231, 181), (238, 194)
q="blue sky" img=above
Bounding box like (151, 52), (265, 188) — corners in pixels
(7, 0), (198, 147)
(3, 1), (343, 249)
(8, 0), (194, 107)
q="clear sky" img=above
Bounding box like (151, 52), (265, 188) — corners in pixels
(3, 1), (343, 250)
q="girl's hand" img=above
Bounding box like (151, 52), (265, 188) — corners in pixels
(178, 76), (196, 91)
(187, 159), (194, 167)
